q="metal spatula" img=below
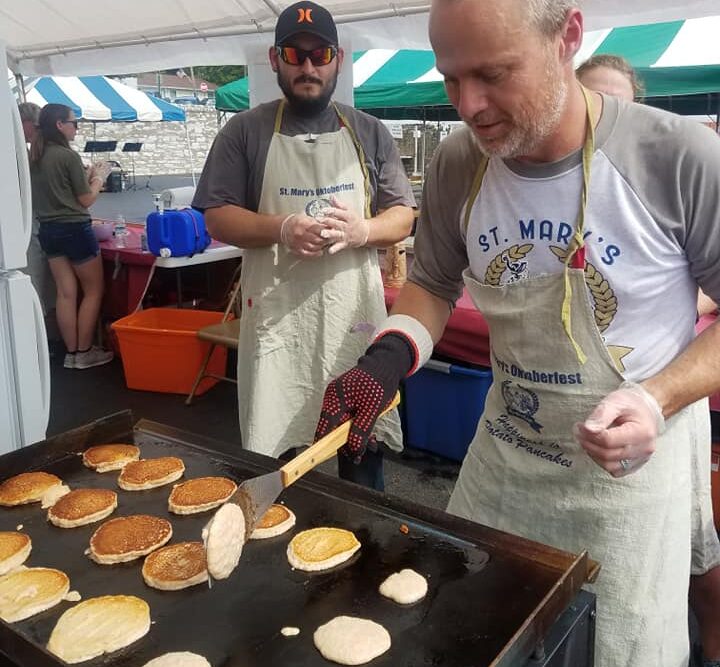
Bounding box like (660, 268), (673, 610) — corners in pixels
(230, 392), (401, 539)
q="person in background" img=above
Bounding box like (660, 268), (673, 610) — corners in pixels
(578, 55), (720, 667)
(29, 104), (113, 370)
(18, 102), (54, 316)
(192, 1), (415, 490)
(575, 53), (642, 101)
(19, 101), (40, 144)
(315, 0), (720, 664)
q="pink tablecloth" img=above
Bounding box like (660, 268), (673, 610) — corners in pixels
(384, 286), (491, 368)
(98, 223), (233, 318)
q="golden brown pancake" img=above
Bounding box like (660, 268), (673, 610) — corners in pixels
(48, 488), (118, 528)
(89, 515), (172, 564)
(118, 457), (185, 491)
(0, 472), (63, 506)
(168, 477), (237, 515)
(250, 504), (296, 540)
(0, 532), (31, 576)
(47, 595), (150, 664)
(142, 542), (208, 590)
(0, 567), (70, 622)
(83, 444), (140, 473)
(287, 527), (361, 572)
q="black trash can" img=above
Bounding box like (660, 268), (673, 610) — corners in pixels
(106, 171), (123, 192)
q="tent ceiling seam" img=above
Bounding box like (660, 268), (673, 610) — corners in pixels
(7, 4), (431, 63)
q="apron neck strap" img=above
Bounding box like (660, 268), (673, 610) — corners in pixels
(463, 154), (490, 234)
(274, 99), (286, 134)
(333, 103), (372, 219)
(560, 85), (596, 365)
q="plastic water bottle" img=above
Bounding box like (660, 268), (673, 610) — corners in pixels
(113, 215), (127, 248)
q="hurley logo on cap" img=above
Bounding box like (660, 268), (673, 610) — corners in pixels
(297, 7), (314, 23)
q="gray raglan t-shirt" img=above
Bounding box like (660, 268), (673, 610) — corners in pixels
(193, 100), (415, 215)
(410, 94), (720, 380)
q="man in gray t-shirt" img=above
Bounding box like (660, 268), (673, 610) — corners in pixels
(314, 0), (720, 665)
(193, 1), (414, 491)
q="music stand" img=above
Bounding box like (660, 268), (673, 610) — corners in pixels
(122, 142), (143, 190)
(83, 140), (117, 155)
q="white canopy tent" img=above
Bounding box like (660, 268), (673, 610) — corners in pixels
(2, 0), (720, 75)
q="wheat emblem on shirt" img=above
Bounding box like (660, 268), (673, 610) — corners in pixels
(549, 245), (618, 333)
(484, 244), (533, 286)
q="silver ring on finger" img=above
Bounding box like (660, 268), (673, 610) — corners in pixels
(619, 458), (632, 471)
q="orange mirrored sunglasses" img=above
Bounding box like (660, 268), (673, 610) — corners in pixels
(276, 46), (337, 67)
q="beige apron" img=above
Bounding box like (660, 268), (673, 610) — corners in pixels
(238, 100), (402, 458)
(690, 397), (720, 575)
(447, 91), (694, 667)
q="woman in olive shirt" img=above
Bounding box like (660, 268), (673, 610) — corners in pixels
(29, 104), (113, 370)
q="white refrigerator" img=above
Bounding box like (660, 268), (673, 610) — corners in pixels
(0, 43), (51, 455)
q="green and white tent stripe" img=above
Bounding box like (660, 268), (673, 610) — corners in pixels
(577, 17), (720, 97)
(215, 17), (720, 113)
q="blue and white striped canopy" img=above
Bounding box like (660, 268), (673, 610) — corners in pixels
(25, 76), (185, 122)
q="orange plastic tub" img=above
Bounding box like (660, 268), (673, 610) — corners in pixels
(111, 308), (229, 395)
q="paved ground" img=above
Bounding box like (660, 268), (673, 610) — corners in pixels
(90, 174), (197, 223)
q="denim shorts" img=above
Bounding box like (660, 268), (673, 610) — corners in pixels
(38, 220), (99, 265)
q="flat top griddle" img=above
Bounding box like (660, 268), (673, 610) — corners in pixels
(0, 412), (593, 667)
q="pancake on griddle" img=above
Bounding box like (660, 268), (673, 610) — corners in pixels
(0, 531), (31, 576)
(250, 503), (296, 540)
(0, 472), (62, 506)
(48, 488), (118, 528)
(287, 527), (361, 572)
(89, 515), (172, 564)
(168, 476), (237, 515)
(47, 595), (150, 664)
(83, 444), (140, 473)
(142, 542), (208, 590)
(40, 483), (71, 509)
(118, 457), (185, 490)
(142, 653), (211, 667)
(0, 567), (69, 622)
(202, 503), (245, 580)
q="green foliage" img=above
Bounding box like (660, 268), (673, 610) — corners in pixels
(192, 66), (246, 86)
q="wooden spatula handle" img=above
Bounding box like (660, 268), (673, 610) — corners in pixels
(280, 391), (401, 487)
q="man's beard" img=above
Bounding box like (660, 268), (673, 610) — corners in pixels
(467, 56), (568, 159)
(278, 70), (338, 117)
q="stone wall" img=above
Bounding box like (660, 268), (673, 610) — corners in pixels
(70, 106), (451, 179)
(71, 106), (221, 177)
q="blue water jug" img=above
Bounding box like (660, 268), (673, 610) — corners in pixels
(146, 208), (211, 258)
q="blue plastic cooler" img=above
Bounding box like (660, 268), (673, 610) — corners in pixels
(403, 358), (493, 462)
(146, 208), (211, 257)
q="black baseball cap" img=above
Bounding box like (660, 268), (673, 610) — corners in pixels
(274, 1), (338, 46)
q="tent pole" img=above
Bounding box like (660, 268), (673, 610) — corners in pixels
(420, 108), (427, 181)
(14, 73), (26, 102)
(184, 120), (197, 187)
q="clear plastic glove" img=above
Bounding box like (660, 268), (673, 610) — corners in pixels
(280, 213), (342, 259)
(573, 381), (665, 478)
(318, 196), (370, 255)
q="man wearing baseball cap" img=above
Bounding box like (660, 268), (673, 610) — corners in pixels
(193, 1), (415, 490)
